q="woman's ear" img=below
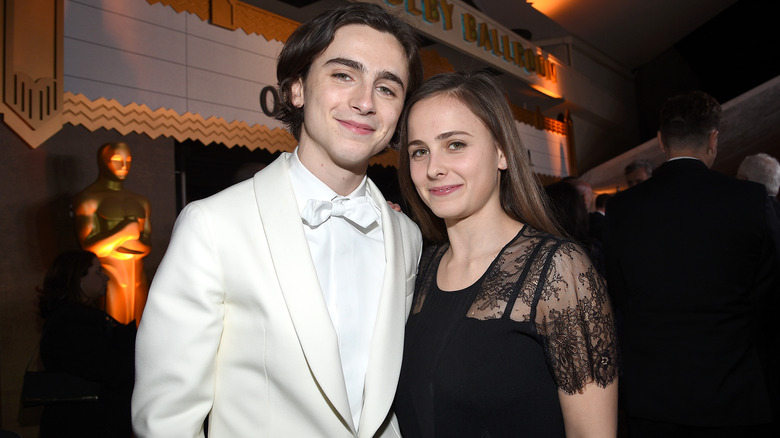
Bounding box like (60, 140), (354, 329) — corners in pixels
(497, 147), (508, 170)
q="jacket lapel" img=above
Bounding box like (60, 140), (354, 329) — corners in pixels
(359, 179), (406, 437)
(253, 154), (353, 430)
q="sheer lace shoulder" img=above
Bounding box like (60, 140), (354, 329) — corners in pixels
(411, 227), (618, 394)
(530, 237), (618, 394)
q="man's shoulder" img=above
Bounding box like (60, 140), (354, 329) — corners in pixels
(364, 179), (420, 235)
(615, 163), (762, 198)
(392, 208), (419, 230)
(385, 208), (423, 256)
(606, 183), (644, 212)
(194, 178), (256, 208)
(607, 164), (769, 225)
(700, 167), (768, 201)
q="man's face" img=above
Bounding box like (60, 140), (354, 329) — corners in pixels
(291, 24), (408, 177)
(626, 168), (650, 187)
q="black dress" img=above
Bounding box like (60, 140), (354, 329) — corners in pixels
(395, 226), (618, 438)
(38, 300), (136, 438)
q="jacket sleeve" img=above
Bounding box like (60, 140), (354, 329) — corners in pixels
(394, 211), (422, 316)
(132, 202), (226, 438)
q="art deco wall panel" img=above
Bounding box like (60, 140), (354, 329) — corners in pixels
(2, 0), (571, 171)
(1, 0), (64, 148)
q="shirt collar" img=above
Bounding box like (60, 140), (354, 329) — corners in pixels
(667, 156), (703, 163)
(288, 147), (369, 215)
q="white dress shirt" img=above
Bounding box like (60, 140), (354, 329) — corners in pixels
(287, 149), (385, 431)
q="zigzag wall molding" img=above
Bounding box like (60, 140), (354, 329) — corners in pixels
(62, 92), (400, 167)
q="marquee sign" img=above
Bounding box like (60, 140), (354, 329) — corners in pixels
(364, 0), (561, 94)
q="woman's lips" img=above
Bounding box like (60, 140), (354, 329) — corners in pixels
(429, 185), (460, 196)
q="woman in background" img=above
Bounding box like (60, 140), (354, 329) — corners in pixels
(393, 71), (618, 437)
(545, 179), (606, 276)
(37, 249), (135, 437)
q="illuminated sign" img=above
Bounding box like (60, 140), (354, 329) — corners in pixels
(377, 0), (557, 84)
(260, 86), (278, 117)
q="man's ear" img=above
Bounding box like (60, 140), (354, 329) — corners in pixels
(291, 78), (304, 108)
(656, 131), (667, 155)
(705, 130), (719, 166)
(707, 130), (719, 154)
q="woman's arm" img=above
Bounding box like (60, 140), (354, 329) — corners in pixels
(559, 380), (618, 438)
(539, 239), (620, 437)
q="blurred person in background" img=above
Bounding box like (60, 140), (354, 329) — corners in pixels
(37, 249), (136, 438)
(623, 159), (654, 188)
(737, 152), (780, 213)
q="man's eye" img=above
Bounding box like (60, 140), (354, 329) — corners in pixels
(377, 86), (396, 97)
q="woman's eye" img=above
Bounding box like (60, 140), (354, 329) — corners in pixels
(448, 141), (466, 150)
(409, 148), (428, 158)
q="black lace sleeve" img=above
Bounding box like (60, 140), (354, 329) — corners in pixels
(534, 240), (618, 395)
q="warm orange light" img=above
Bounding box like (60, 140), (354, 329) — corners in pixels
(530, 83), (563, 99)
(529, 0), (572, 17)
(74, 142), (150, 326)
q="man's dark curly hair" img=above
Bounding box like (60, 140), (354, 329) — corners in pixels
(273, 2), (422, 146)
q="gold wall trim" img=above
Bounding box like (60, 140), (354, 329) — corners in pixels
(62, 92), (399, 167)
(420, 47), (455, 79)
(1, 0), (64, 149)
(146, 0), (209, 21)
(63, 92), (296, 153)
(0, 0), (566, 171)
(509, 102), (567, 136)
(421, 47), (570, 139)
(148, 0), (299, 42)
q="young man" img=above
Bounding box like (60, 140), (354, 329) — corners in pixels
(131, 4), (423, 437)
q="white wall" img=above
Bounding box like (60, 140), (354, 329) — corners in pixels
(64, 0), (285, 129)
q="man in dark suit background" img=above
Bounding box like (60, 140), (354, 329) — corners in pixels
(604, 91), (779, 437)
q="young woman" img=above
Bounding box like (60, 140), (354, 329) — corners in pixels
(393, 71), (618, 438)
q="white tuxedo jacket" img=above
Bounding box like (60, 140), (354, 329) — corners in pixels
(132, 153), (422, 437)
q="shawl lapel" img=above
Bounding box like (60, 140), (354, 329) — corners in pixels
(359, 179), (406, 438)
(252, 154), (353, 430)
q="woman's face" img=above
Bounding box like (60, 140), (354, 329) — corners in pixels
(81, 257), (108, 302)
(406, 95), (507, 224)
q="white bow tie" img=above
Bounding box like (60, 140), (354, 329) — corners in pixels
(301, 196), (378, 229)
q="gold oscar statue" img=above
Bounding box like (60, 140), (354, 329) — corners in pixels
(73, 142), (151, 326)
